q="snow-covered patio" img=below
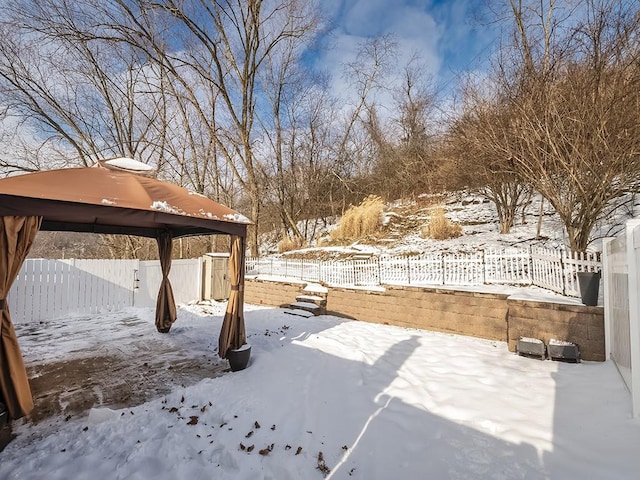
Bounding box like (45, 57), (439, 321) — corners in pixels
(1, 303), (639, 479)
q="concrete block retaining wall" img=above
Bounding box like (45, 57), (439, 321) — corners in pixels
(244, 278), (305, 307)
(244, 278), (605, 361)
(507, 300), (605, 361)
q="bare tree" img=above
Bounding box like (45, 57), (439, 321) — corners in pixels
(0, 0), (168, 167)
(365, 55), (439, 199)
(447, 92), (532, 234)
(120, 0), (323, 255)
(505, 0), (640, 252)
(454, 0), (640, 251)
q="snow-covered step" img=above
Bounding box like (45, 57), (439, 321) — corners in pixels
(282, 308), (315, 318)
(289, 301), (321, 313)
(302, 283), (328, 296)
(295, 294), (326, 306)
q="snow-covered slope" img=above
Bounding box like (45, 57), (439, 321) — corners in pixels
(272, 192), (639, 258)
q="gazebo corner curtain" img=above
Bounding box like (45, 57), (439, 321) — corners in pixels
(155, 231), (177, 333)
(0, 216), (42, 419)
(218, 235), (247, 359)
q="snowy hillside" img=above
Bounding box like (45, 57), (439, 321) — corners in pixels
(268, 192), (639, 258)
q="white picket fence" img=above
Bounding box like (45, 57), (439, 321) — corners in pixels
(7, 247), (601, 324)
(8, 258), (202, 323)
(531, 247), (601, 297)
(246, 247), (601, 296)
(603, 219), (640, 418)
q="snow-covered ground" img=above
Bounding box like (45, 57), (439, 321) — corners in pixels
(2, 302), (639, 479)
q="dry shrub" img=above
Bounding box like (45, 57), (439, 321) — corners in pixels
(331, 195), (384, 241)
(422, 208), (462, 240)
(278, 236), (306, 253)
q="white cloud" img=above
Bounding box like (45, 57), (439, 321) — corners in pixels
(313, 0), (497, 109)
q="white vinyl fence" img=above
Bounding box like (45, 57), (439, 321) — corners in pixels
(246, 247), (601, 296)
(133, 259), (203, 309)
(8, 257), (202, 323)
(603, 219), (640, 418)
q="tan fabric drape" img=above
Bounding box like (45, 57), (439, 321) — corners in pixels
(218, 235), (247, 359)
(155, 231), (177, 333)
(0, 216), (41, 419)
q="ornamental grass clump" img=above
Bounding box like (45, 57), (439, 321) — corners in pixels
(331, 195), (385, 241)
(422, 207), (462, 240)
(277, 236), (306, 253)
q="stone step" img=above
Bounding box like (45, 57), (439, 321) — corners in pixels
(301, 283), (328, 298)
(289, 301), (322, 314)
(295, 294), (326, 306)
(282, 308), (315, 318)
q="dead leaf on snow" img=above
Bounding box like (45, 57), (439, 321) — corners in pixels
(187, 416), (199, 425)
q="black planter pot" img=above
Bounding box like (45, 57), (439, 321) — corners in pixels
(227, 344), (251, 372)
(577, 271), (601, 306)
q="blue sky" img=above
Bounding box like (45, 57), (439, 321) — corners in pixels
(311, 0), (498, 104)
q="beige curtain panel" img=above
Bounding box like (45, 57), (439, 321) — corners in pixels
(0, 216), (41, 419)
(218, 235), (247, 359)
(155, 231), (177, 333)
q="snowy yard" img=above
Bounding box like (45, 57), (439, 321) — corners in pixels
(1, 303), (639, 479)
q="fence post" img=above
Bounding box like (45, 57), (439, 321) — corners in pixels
(626, 219), (640, 418)
(441, 253), (446, 285)
(407, 256), (411, 285)
(482, 249), (487, 284)
(560, 249), (566, 296)
(602, 238), (614, 361)
(197, 257), (204, 302)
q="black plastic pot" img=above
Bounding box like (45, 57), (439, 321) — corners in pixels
(577, 271), (601, 306)
(227, 344), (251, 372)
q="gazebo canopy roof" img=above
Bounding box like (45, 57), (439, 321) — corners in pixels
(0, 160), (251, 421)
(0, 163), (250, 238)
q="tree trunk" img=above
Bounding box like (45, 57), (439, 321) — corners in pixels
(536, 198), (544, 239)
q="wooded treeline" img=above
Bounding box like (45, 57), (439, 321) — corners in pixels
(1, 0), (639, 257)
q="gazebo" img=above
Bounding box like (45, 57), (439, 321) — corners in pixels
(0, 159), (250, 420)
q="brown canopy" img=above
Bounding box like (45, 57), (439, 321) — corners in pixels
(0, 163), (250, 420)
(0, 164), (249, 238)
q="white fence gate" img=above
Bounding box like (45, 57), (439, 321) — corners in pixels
(8, 257), (203, 323)
(603, 219), (640, 418)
